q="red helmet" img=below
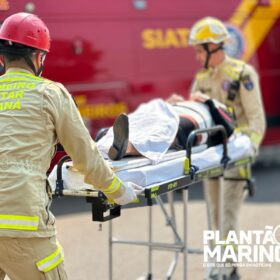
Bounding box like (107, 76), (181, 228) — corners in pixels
(0, 13), (50, 52)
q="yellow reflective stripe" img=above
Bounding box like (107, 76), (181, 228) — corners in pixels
(0, 214), (39, 231)
(235, 127), (262, 146)
(223, 64), (243, 80)
(4, 71), (43, 80)
(249, 131), (262, 145)
(0, 77), (33, 82)
(103, 176), (116, 192)
(103, 176), (121, 194)
(239, 166), (247, 178)
(36, 244), (64, 273)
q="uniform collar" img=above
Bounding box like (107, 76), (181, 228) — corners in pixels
(209, 55), (230, 76)
(6, 67), (34, 75)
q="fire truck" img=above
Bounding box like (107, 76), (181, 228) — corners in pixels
(1, 0), (280, 149)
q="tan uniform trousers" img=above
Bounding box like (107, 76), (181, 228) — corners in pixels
(0, 237), (68, 280)
(204, 166), (247, 236)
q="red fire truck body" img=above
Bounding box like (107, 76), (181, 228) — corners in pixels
(1, 0), (279, 146)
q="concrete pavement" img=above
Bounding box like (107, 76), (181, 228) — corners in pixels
(54, 201), (280, 280)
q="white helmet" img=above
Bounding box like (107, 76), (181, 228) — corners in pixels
(189, 17), (229, 45)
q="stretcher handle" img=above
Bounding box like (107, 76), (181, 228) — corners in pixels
(186, 125), (229, 169)
(55, 155), (71, 196)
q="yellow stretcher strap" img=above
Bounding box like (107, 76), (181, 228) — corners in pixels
(239, 165), (252, 179)
(184, 157), (190, 174)
(36, 244), (64, 273)
(0, 214), (39, 231)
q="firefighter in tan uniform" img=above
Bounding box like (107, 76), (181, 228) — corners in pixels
(188, 17), (266, 279)
(0, 13), (142, 280)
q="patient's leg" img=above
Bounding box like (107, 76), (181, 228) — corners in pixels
(108, 113), (184, 160)
(126, 142), (141, 156)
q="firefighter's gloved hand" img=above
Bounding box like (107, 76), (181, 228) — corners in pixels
(231, 130), (259, 156)
(114, 182), (144, 205)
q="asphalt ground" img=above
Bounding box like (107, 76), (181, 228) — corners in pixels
(4, 163), (280, 280)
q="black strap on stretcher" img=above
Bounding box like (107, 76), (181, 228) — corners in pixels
(144, 125), (231, 201)
(144, 125), (255, 200)
(185, 125), (230, 177)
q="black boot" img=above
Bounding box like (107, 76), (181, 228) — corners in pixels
(108, 113), (129, 160)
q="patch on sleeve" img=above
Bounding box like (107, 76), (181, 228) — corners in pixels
(242, 75), (254, 91)
(221, 80), (231, 92)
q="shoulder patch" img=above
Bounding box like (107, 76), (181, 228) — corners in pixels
(242, 75), (254, 91)
(221, 79), (231, 91)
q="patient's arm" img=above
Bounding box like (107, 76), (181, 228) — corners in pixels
(166, 93), (185, 104)
(189, 91), (210, 102)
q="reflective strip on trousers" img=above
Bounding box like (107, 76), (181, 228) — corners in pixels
(36, 244), (64, 273)
(0, 214), (39, 230)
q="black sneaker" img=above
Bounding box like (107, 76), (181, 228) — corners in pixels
(108, 113), (129, 160)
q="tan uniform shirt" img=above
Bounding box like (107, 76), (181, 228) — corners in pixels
(191, 55), (266, 148)
(0, 68), (125, 238)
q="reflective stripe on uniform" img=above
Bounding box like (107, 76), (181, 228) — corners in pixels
(102, 176), (121, 194)
(3, 71), (44, 80)
(36, 243), (64, 273)
(249, 131), (262, 146)
(0, 78), (33, 82)
(0, 214), (39, 231)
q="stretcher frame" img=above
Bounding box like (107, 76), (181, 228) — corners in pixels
(53, 125), (255, 280)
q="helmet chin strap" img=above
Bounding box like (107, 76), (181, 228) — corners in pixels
(0, 62), (4, 75)
(37, 64), (44, 76)
(24, 52), (45, 76)
(202, 43), (224, 69)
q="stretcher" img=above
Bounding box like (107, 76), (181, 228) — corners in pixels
(48, 125), (256, 280)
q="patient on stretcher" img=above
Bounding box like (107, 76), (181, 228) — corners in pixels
(97, 98), (235, 163)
